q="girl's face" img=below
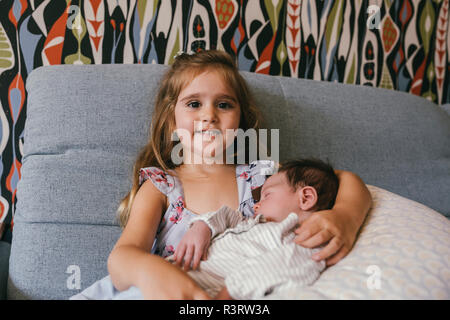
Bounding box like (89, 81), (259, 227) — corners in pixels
(174, 70), (241, 162)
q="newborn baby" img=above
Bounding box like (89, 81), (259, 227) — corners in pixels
(168, 158), (339, 299)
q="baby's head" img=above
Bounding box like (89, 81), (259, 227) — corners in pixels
(253, 159), (339, 223)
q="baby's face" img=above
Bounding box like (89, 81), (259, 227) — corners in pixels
(253, 172), (301, 222)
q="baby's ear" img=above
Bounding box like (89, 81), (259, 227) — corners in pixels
(298, 186), (318, 211)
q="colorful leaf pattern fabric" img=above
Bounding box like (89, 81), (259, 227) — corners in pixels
(0, 0), (449, 241)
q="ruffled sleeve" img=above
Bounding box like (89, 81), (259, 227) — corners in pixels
(139, 167), (175, 196)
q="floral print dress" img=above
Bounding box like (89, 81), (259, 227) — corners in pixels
(139, 160), (276, 258)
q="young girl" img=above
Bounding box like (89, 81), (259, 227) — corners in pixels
(106, 50), (372, 300)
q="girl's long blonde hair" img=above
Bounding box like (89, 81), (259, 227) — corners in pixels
(117, 50), (263, 227)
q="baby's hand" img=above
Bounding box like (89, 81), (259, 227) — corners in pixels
(174, 221), (212, 271)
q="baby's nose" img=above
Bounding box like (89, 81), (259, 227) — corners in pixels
(253, 202), (260, 212)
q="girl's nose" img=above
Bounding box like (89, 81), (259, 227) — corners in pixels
(253, 202), (260, 212)
(200, 104), (217, 123)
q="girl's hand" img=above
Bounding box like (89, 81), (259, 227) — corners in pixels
(215, 287), (233, 300)
(174, 221), (212, 270)
(139, 261), (211, 299)
(294, 208), (359, 267)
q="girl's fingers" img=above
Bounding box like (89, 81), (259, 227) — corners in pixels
(183, 245), (194, 270)
(192, 246), (203, 270)
(325, 246), (349, 267)
(175, 244), (186, 267)
(311, 236), (343, 262)
(296, 229), (333, 248)
(193, 289), (212, 300)
(294, 221), (322, 242)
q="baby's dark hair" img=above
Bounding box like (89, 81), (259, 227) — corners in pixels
(278, 158), (339, 211)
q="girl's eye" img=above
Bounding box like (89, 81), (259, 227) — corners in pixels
(187, 101), (200, 108)
(218, 102), (233, 109)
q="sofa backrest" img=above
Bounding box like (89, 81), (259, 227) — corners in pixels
(8, 64), (450, 299)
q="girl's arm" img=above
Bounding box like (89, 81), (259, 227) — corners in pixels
(107, 180), (210, 299)
(294, 170), (372, 266)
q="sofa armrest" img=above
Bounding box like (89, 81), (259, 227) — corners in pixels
(0, 241), (11, 300)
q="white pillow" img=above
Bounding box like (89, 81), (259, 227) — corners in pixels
(268, 185), (450, 299)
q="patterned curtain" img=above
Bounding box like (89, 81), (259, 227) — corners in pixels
(0, 0), (449, 242)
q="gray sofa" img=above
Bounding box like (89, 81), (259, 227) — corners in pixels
(1, 64), (449, 299)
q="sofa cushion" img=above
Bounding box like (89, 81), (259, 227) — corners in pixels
(8, 223), (121, 299)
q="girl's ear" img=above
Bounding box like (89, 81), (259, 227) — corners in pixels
(297, 186), (318, 211)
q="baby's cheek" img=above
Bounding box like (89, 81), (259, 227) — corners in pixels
(260, 204), (279, 222)
(273, 205), (292, 222)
